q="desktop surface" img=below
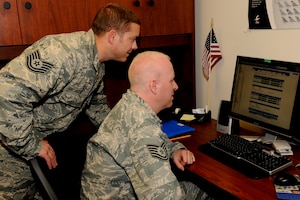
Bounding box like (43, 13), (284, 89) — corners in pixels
(178, 120), (300, 200)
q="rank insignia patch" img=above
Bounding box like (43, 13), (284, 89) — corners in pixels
(147, 143), (168, 160)
(26, 50), (54, 73)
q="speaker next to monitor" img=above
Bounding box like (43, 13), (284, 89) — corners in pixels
(217, 100), (240, 134)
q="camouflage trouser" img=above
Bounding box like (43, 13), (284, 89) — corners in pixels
(0, 145), (42, 200)
(180, 181), (214, 200)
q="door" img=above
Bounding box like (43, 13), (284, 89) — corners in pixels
(17, 0), (89, 45)
(141, 0), (194, 36)
(0, 0), (22, 46)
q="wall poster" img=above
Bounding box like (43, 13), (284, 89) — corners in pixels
(249, 0), (300, 29)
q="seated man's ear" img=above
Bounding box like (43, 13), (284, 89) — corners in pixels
(149, 80), (157, 95)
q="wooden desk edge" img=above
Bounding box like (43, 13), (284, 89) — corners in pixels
(179, 119), (300, 200)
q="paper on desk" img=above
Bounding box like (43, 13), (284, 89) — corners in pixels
(180, 114), (196, 121)
(192, 108), (206, 114)
(240, 135), (261, 142)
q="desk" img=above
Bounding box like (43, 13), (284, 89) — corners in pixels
(178, 120), (300, 200)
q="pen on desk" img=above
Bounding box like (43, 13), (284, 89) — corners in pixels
(170, 134), (191, 141)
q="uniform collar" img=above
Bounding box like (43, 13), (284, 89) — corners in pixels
(86, 29), (103, 72)
(126, 89), (161, 124)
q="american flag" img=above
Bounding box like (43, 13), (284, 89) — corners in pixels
(202, 28), (222, 80)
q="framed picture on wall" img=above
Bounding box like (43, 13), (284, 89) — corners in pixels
(249, 0), (300, 29)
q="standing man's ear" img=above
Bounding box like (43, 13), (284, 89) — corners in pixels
(108, 29), (117, 44)
(149, 80), (157, 95)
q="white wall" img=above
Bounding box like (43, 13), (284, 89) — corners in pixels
(195, 0), (300, 120)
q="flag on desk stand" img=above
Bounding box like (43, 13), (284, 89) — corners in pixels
(202, 28), (222, 80)
(202, 19), (222, 112)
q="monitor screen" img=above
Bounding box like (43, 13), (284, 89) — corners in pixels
(229, 56), (300, 141)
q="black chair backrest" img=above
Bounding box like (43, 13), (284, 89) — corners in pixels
(30, 158), (58, 200)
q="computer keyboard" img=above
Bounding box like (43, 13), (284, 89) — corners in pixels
(198, 134), (293, 179)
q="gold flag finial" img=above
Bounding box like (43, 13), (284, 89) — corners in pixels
(211, 18), (214, 29)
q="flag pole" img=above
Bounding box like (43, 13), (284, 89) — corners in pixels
(207, 18), (214, 113)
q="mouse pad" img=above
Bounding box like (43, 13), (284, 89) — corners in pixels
(274, 174), (300, 200)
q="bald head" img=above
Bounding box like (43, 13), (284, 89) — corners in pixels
(128, 51), (178, 113)
(128, 51), (170, 91)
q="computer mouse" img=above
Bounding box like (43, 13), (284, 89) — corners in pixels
(274, 173), (299, 186)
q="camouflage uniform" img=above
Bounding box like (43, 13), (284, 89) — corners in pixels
(0, 29), (110, 199)
(81, 90), (211, 200)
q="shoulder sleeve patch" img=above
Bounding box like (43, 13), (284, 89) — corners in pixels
(147, 142), (168, 160)
(26, 50), (54, 73)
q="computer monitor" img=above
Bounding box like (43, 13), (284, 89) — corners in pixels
(229, 56), (300, 142)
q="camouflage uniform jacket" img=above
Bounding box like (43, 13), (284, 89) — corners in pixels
(82, 89), (187, 199)
(0, 29), (110, 160)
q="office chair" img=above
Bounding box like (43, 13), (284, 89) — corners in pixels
(30, 158), (58, 200)
(29, 113), (97, 200)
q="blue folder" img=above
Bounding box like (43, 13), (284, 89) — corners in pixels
(162, 120), (195, 138)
